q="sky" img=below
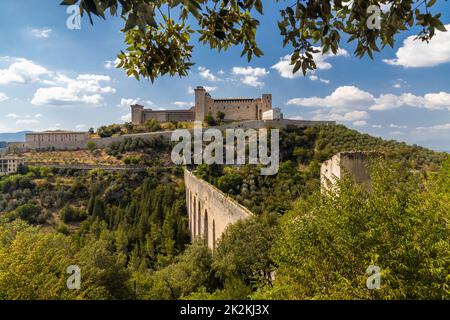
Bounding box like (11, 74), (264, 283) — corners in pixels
(0, 1), (449, 152)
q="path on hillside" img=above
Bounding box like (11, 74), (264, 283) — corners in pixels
(25, 162), (146, 172)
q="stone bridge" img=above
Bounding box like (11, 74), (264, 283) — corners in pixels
(184, 169), (253, 249)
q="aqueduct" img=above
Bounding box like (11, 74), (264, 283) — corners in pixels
(184, 169), (253, 249)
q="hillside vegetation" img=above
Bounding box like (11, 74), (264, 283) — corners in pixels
(0, 124), (448, 299)
(197, 125), (447, 214)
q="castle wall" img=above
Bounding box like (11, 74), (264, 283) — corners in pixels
(184, 169), (253, 249)
(142, 109), (195, 123)
(194, 86), (272, 121)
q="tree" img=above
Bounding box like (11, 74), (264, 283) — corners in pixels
(0, 219), (132, 299)
(213, 214), (278, 286)
(144, 119), (161, 132)
(205, 113), (217, 126)
(14, 204), (42, 225)
(61, 0), (446, 80)
(140, 241), (214, 300)
(87, 141), (97, 153)
(256, 160), (450, 299)
(216, 111), (225, 121)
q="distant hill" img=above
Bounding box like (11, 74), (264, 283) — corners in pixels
(0, 131), (31, 143)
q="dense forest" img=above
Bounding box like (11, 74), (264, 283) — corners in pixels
(0, 125), (448, 299)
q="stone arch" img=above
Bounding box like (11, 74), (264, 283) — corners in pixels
(197, 200), (201, 238)
(193, 195), (197, 237)
(204, 210), (209, 247)
(188, 191), (192, 230)
(212, 219), (216, 249)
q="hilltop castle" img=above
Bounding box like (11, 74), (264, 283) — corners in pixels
(130, 86), (274, 124)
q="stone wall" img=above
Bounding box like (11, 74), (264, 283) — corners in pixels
(131, 104), (195, 124)
(320, 152), (374, 192)
(184, 169), (253, 249)
(26, 131), (89, 150)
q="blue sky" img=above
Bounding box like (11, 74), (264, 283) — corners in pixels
(0, 1), (449, 151)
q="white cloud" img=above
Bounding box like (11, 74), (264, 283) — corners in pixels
(31, 74), (115, 106)
(118, 98), (141, 108)
(231, 67), (269, 87)
(309, 109), (370, 122)
(271, 48), (348, 79)
(372, 124), (383, 128)
(383, 24), (450, 67)
(288, 85), (450, 112)
(44, 123), (62, 131)
(389, 124), (408, 129)
(371, 92), (450, 111)
(416, 123), (450, 131)
(6, 113), (19, 118)
(353, 120), (368, 127)
(344, 110), (370, 121)
(287, 86), (374, 110)
(188, 86), (217, 94)
(16, 119), (39, 125)
(75, 124), (87, 130)
(120, 114), (131, 122)
(0, 92), (8, 102)
(118, 98), (157, 109)
(0, 58), (49, 85)
(34, 113), (43, 118)
(30, 27), (52, 38)
(198, 67), (221, 82)
(104, 59), (120, 69)
(173, 101), (193, 108)
(309, 75), (330, 84)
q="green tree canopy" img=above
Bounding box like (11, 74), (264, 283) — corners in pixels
(255, 159), (450, 299)
(61, 0), (447, 81)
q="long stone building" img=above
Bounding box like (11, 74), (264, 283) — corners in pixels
(131, 86), (273, 124)
(25, 130), (89, 150)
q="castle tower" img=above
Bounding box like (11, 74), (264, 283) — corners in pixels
(320, 152), (375, 193)
(261, 94), (272, 113)
(194, 86), (207, 121)
(130, 104), (144, 125)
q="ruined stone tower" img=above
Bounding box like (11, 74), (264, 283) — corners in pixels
(320, 152), (375, 192)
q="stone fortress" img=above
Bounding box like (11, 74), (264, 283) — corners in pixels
(131, 86), (278, 125)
